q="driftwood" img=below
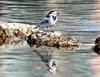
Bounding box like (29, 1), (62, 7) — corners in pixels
(27, 31), (79, 48)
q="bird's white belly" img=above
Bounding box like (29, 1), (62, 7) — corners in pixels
(49, 19), (57, 26)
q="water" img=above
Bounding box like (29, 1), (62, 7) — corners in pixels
(0, 0), (100, 77)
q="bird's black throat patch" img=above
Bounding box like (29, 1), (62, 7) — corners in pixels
(52, 16), (56, 21)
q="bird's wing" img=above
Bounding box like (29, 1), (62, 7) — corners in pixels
(41, 17), (49, 24)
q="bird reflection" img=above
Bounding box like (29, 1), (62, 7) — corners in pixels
(33, 47), (57, 73)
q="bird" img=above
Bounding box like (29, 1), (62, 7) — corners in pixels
(35, 10), (59, 29)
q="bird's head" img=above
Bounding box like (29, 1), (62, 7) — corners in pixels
(46, 11), (59, 20)
(49, 11), (58, 16)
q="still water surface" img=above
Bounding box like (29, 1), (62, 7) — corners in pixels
(0, 0), (100, 77)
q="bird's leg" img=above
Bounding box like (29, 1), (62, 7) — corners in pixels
(47, 26), (49, 30)
(45, 26), (51, 32)
(43, 26), (49, 32)
(50, 26), (54, 32)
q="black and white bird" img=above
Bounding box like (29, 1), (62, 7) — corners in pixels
(36, 11), (59, 29)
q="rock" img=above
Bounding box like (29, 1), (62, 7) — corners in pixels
(92, 37), (100, 55)
(0, 22), (39, 37)
(27, 31), (79, 48)
(59, 37), (78, 47)
(0, 26), (7, 45)
(0, 22), (79, 48)
(13, 29), (26, 37)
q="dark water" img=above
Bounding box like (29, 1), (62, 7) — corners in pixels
(0, 0), (100, 77)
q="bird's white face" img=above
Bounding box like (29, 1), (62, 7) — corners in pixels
(48, 11), (58, 25)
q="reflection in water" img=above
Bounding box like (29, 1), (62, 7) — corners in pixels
(0, 37), (79, 77)
(32, 45), (77, 73)
(33, 47), (58, 73)
(0, 37), (33, 77)
(0, 37), (28, 49)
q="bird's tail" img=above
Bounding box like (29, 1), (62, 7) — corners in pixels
(34, 24), (41, 29)
(34, 22), (44, 29)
